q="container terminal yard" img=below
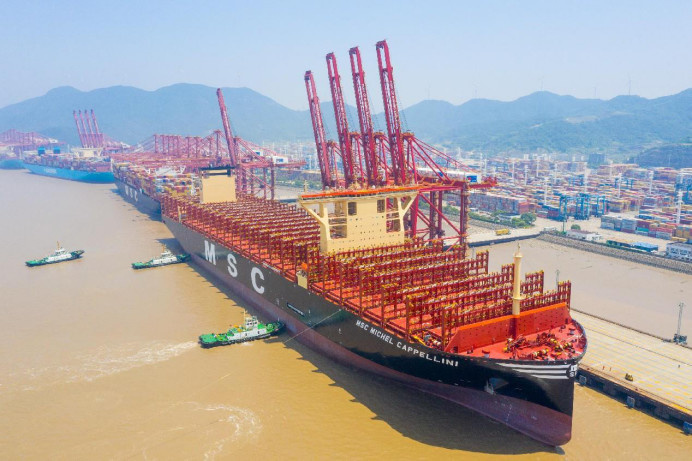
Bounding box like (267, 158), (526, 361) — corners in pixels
(2, 40), (692, 444)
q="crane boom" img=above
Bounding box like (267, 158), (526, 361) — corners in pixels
(73, 111), (86, 147)
(305, 70), (334, 188)
(326, 52), (356, 187)
(82, 110), (96, 148)
(376, 40), (407, 185)
(216, 88), (239, 167)
(90, 110), (104, 148)
(77, 110), (89, 147)
(349, 46), (380, 186)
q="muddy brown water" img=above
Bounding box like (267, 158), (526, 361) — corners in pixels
(1, 170), (689, 459)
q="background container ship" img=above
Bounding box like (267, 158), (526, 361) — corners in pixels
(20, 110), (127, 183)
(1, 129), (63, 169)
(23, 147), (114, 183)
(112, 160), (213, 216)
(113, 163), (163, 215)
(0, 153), (24, 169)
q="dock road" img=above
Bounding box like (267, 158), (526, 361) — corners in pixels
(573, 311), (692, 425)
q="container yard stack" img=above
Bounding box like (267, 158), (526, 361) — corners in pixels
(470, 191), (533, 215)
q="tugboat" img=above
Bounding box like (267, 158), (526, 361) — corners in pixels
(199, 314), (284, 348)
(26, 242), (84, 267)
(131, 247), (189, 269)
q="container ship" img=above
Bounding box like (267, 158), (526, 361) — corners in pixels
(112, 158), (222, 217)
(1, 129), (62, 169)
(0, 153), (24, 169)
(23, 147), (113, 183)
(160, 167), (587, 446)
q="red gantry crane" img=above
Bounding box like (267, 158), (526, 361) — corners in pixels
(216, 88), (239, 168)
(376, 40), (408, 186)
(0, 129), (62, 153)
(305, 70), (338, 189)
(349, 46), (382, 187)
(142, 131), (225, 159)
(374, 40), (496, 242)
(73, 109), (125, 153)
(216, 88), (305, 198)
(305, 40), (496, 248)
(326, 53), (359, 187)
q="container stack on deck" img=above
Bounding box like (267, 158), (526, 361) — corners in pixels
(112, 159), (216, 198)
(23, 152), (111, 172)
(161, 192), (575, 357)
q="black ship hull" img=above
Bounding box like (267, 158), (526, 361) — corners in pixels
(114, 178), (162, 217)
(163, 216), (583, 445)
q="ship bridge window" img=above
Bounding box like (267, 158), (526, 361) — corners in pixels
(387, 218), (401, 233)
(348, 202), (357, 215)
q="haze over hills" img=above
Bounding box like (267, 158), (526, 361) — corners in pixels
(0, 83), (691, 154)
(403, 90), (692, 153)
(0, 84), (312, 148)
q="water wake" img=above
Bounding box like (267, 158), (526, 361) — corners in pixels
(8, 340), (197, 390)
(193, 403), (262, 460)
(70, 341), (198, 382)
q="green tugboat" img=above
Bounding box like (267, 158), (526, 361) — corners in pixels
(26, 242), (84, 267)
(131, 248), (189, 269)
(199, 314), (284, 348)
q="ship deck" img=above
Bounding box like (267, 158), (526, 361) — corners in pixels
(161, 193), (586, 362)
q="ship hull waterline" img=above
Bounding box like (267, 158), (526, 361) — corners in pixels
(0, 158), (24, 169)
(163, 216), (581, 446)
(24, 163), (113, 183)
(114, 178), (162, 217)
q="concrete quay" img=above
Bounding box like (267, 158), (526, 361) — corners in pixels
(573, 311), (692, 431)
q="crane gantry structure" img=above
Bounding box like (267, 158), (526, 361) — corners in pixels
(215, 88), (305, 199)
(72, 109), (126, 153)
(115, 89), (306, 200)
(0, 129), (62, 153)
(304, 40), (497, 247)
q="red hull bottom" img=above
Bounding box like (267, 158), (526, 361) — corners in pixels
(191, 253), (571, 446)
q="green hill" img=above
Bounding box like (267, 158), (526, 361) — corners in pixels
(1, 84), (691, 153)
(635, 143), (692, 169)
(401, 90), (692, 153)
(0, 84), (314, 146)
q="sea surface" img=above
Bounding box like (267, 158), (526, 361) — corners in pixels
(0, 169), (689, 459)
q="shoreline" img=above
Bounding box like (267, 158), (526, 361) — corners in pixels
(537, 232), (692, 275)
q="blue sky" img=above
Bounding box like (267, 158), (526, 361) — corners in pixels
(2, 0), (691, 111)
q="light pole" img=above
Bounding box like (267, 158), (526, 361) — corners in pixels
(674, 302), (687, 344)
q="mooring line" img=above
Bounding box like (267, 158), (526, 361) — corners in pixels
(283, 309), (342, 345)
